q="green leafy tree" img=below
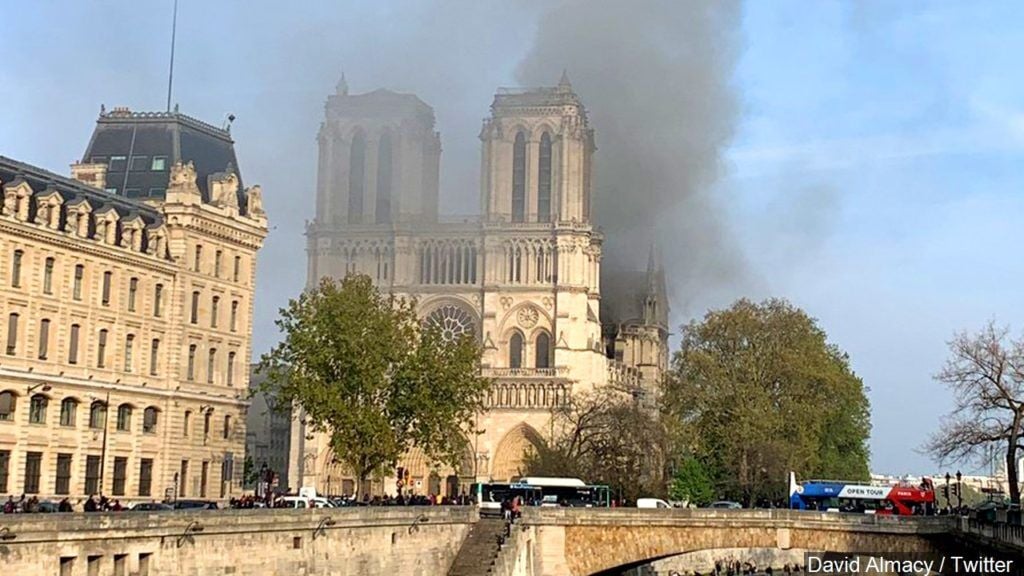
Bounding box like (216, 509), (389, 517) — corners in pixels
(524, 388), (669, 502)
(664, 298), (871, 506)
(669, 456), (715, 506)
(258, 275), (490, 494)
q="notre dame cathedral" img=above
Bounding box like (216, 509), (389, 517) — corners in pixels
(292, 73), (669, 497)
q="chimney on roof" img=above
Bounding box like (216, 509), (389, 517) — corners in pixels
(70, 161), (108, 190)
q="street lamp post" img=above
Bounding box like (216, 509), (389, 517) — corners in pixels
(89, 391), (112, 495)
(945, 473), (951, 512)
(956, 470), (963, 510)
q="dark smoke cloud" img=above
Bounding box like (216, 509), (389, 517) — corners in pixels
(515, 0), (748, 313)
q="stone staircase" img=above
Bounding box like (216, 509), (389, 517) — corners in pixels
(447, 517), (509, 576)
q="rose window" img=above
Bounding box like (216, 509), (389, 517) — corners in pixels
(424, 304), (476, 342)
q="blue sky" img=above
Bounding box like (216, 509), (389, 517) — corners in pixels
(1, 1), (1022, 475)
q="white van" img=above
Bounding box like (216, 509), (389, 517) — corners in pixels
(278, 496), (335, 509)
(636, 498), (672, 509)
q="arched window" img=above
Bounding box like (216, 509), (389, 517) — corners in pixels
(538, 132), (552, 222)
(116, 404), (133, 431)
(376, 132), (393, 224)
(509, 332), (524, 369)
(60, 398), (78, 427)
(348, 131), (366, 224)
(29, 394), (47, 424)
(203, 410), (212, 437)
(96, 329), (108, 368)
(43, 257), (54, 295)
(223, 414), (231, 439)
(183, 410), (192, 436)
(535, 332), (551, 369)
(511, 131), (526, 223)
(89, 401), (107, 429)
(0, 390), (16, 421)
(143, 407), (158, 434)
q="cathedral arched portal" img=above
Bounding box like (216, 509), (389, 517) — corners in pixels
(490, 423), (544, 482)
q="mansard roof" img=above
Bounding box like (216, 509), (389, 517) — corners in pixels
(0, 155), (162, 227)
(81, 106), (243, 205)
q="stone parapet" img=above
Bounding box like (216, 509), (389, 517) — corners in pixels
(0, 507), (475, 576)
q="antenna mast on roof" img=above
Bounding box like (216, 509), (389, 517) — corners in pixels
(165, 0), (179, 112)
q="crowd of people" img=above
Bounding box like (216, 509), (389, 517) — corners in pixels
(2, 494), (124, 513)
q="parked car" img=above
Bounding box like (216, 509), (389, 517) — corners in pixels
(172, 500), (219, 510)
(131, 502), (174, 511)
(636, 498), (672, 509)
(708, 500), (742, 509)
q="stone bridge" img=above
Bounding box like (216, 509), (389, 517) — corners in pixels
(0, 507), (1020, 576)
(499, 509), (962, 576)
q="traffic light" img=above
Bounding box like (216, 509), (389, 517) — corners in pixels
(941, 485), (949, 500)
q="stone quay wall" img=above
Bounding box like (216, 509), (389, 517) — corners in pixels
(0, 507), (475, 576)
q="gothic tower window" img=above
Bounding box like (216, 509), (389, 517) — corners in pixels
(348, 131), (366, 224)
(535, 332), (551, 369)
(538, 132), (552, 223)
(509, 331), (524, 369)
(512, 131), (526, 223)
(376, 133), (392, 224)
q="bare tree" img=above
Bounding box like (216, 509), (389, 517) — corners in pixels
(926, 322), (1024, 504)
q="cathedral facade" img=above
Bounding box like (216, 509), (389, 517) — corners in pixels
(294, 75), (668, 497)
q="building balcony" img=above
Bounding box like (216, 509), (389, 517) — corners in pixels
(482, 367), (569, 379)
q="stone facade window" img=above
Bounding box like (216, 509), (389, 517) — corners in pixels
(211, 296), (220, 328)
(187, 344), (197, 380)
(230, 300), (239, 332)
(183, 411), (191, 437)
(68, 324), (80, 364)
(538, 132), (552, 222)
(37, 318), (50, 359)
(348, 131), (366, 224)
(59, 398), (77, 427)
(194, 244), (203, 273)
(96, 329), (108, 368)
(124, 334), (135, 372)
(207, 348), (217, 384)
(73, 265), (84, 300)
(6, 312), (19, 355)
(535, 332), (551, 369)
(150, 339), (160, 376)
(0, 391), (14, 421)
(101, 271), (112, 306)
(227, 351), (237, 386)
(116, 404), (133, 431)
(376, 133), (392, 224)
(512, 132), (526, 223)
(143, 407), (158, 434)
(10, 249), (22, 287)
(233, 255), (241, 282)
(28, 395), (47, 424)
(215, 250), (222, 278)
(191, 291), (200, 324)
(509, 331), (523, 369)
(42, 257), (54, 294)
(55, 454), (72, 495)
(128, 277), (138, 311)
(89, 401), (106, 429)
(139, 458), (154, 496)
(153, 283), (163, 317)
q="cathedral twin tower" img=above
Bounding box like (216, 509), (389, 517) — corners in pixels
(313, 72), (593, 229)
(300, 74), (664, 493)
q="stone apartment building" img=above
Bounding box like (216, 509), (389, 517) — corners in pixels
(0, 108), (267, 503)
(294, 75), (669, 497)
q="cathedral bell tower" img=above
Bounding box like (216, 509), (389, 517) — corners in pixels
(480, 72), (595, 224)
(314, 75), (441, 226)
